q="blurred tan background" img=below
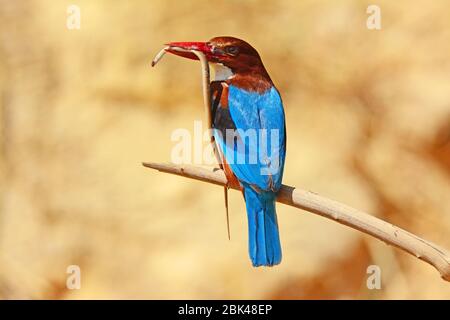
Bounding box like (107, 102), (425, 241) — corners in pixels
(0, 0), (449, 299)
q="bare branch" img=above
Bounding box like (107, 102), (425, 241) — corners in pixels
(143, 162), (450, 282)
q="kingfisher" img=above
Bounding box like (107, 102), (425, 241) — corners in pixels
(165, 37), (286, 267)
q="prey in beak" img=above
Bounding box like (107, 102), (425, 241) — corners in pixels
(151, 42), (214, 67)
(151, 40), (232, 240)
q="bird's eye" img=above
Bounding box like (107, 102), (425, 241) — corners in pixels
(225, 46), (239, 56)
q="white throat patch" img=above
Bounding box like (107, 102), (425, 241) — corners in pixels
(210, 63), (234, 81)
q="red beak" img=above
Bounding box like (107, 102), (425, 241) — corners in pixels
(165, 42), (213, 60)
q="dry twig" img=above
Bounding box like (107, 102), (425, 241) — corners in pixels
(143, 162), (450, 282)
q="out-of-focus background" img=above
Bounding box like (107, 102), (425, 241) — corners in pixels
(0, 0), (449, 299)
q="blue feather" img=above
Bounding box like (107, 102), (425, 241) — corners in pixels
(213, 85), (286, 267)
(243, 186), (282, 266)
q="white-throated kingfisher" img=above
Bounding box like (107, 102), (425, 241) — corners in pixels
(166, 37), (286, 267)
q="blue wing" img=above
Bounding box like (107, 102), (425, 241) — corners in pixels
(213, 85), (286, 192)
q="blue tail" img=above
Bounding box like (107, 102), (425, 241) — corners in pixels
(243, 186), (282, 267)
